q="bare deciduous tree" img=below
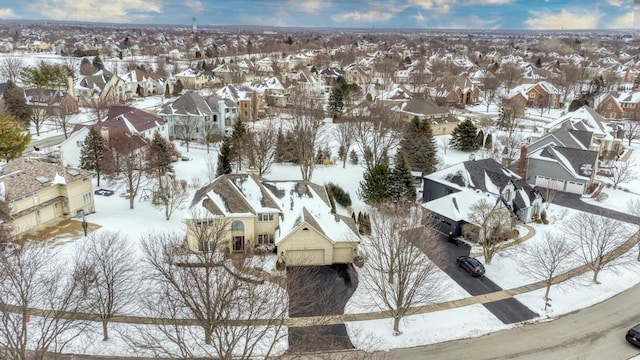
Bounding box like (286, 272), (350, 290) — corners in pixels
(52, 104), (72, 139)
(246, 121), (278, 177)
(353, 104), (400, 171)
(0, 56), (23, 83)
(608, 159), (637, 189)
(463, 198), (515, 264)
(134, 232), (288, 359)
(622, 120), (640, 147)
(155, 177), (189, 220)
(333, 120), (355, 168)
(175, 118), (199, 153)
(564, 212), (634, 283)
(357, 203), (446, 335)
(289, 88), (324, 181)
(101, 131), (148, 209)
(0, 243), (88, 360)
(515, 231), (575, 310)
(29, 107), (49, 137)
(76, 231), (139, 341)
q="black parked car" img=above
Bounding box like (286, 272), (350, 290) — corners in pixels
(456, 256), (485, 277)
(626, 324), (640, 348)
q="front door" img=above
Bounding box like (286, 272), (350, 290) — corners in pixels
(233, 236), (245, 252)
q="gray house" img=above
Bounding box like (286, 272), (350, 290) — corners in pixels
(521, 127), (598, 194)
(422, 159), (544, 237)
(159, 91), (237, 141)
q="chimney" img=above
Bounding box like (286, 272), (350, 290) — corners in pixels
(66, 76), (76, 99)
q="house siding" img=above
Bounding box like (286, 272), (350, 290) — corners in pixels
(526, 158), (587, 187)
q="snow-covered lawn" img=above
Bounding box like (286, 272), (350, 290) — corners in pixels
(582, 187), (640, 213)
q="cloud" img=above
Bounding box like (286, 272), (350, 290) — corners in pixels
(408, 0), (451, 14)
(447, 15), (502, 29)
(292, 0), (327, 13)
(524, 9), (602, 30)
(331, 11), (395, 22)
(185, 0), (204, 12)
(464, 0), (513, 4)
(27, 0), (162, 23)
(607, 12), (633, 28)
(606, 0), (622, 6)
(413, 12), (426, 24)
(0, 8), (17, 19)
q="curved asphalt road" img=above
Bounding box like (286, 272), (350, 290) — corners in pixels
(380, 281), (640, 360)
(553, 191), (640, 224)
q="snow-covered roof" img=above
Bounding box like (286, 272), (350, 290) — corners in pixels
(422, 188), (496, 222)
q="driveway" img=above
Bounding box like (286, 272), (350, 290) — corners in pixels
(416, 231), (538, 324)
(553, 192), (640, 224)
(287, 265), (357, 353)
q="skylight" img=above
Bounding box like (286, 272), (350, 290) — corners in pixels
(67, 169), (80, 176)
(35, 176), (49, 184)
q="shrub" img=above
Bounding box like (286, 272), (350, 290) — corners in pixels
(325, 185), (337, 214)
(353, 255), (365, 268)
(349, 149), (359, 164)
(326, 183), (352, 207)
(540, 210), (547, 223)
(275, 258), (286, 271)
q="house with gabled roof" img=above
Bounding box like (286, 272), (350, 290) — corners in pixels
(187, 174), (360, 266)
(59, 106), (167, 168)
(503, 81), (562, 109)
(217, 84), (262, 122)
(159, 91), (235, 141)
(540, 106), (623, 159)
(0, 159), (95, 236)
(422, 159), (544, 237)
(392, 98), (459, 135)
(175, 68), (211, 90)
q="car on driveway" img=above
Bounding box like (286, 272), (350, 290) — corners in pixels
(456, 256), (485, 277)
(626, 324), (640, 348)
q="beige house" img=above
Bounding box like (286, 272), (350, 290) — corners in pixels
(187, 174), (360, 266)
(0, 159), (95, 236)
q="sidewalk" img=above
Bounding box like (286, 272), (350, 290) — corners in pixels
(7, 230), (639, 329)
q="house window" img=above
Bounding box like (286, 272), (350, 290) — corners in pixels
(504, 189), (511, 202)
(198, 240), (215, 252)
(257, 234), (274, 245)
(232, 220), (244, 231)
(607, 103), (612, 110)
(196, 219), (215, 227)
(33, 193), (39, 205)
(258, 213), (274, 222)
(83, 193), (92, 204)
(233, 236), (245, 251)
(529, 93), (536, 99)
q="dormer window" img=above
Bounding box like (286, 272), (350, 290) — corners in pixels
(504, 189), (511, 202)
(258, 213), (274, 222)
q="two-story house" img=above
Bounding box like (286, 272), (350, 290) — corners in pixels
(187, 174), (360, 266)
(503, 81), (562, 109)
(175, 68), (211, 90)
(393, 98), (459, 135)
(596, 91), (640, 120)
(422, 158), (544, 237)
(159, 91), (235, 141)
(217, 85), (262, 122)
(59, 106), (167, 168)
(0, 159), (95, 236)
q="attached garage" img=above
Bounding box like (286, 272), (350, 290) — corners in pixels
(535, 176), (565, 191)
(284, 249), (325, 266)
(333, 247), (355, 264)
(565, 181), (585, 194)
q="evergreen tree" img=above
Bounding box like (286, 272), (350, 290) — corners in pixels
(92, 55), (105, 71)
(216, 135), (233, 177)
(172, 79), (183, 97)
(146, 132), (174, 188)
(230, 119), (247, 171)
(164, 83), (170, 98)
(79, 127), (105, 186)
(400, 116), (437, 175)
(450, 118), (480, 151)
(2, 81), (30, 127)
(0, 113), (31, 161)
(328, 87), (344, 119)
(358, 163), (391, 205)
(389, 152), (416, 203)
(535, 57), (542, 68)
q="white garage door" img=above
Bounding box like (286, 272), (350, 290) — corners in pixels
(535, 176), (565, 191)
(565, 181), (585, 194)
(285, 249), (325, 266)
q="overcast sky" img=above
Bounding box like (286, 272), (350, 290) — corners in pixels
(0, 0), (635, 30)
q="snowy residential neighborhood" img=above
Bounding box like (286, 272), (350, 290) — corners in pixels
(0, 22), (640, 360)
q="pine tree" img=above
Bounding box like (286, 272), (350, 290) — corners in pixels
(79, 127), (105, 185)
(400, 116), (437, 175)
(164, 83), (170, 98)
(328, 87), (344, 119)
(0, 113), (31, 161)
(216, 135), (233, 177)
(92, 55), (105, 71)
(230, 119), (247, 171)
(389, 152), (416, 203)
(358, 163), (391, 205)
(450, 118), (480, 151)
(146, 132), (174, 189)
(172, 79), (183, 96)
